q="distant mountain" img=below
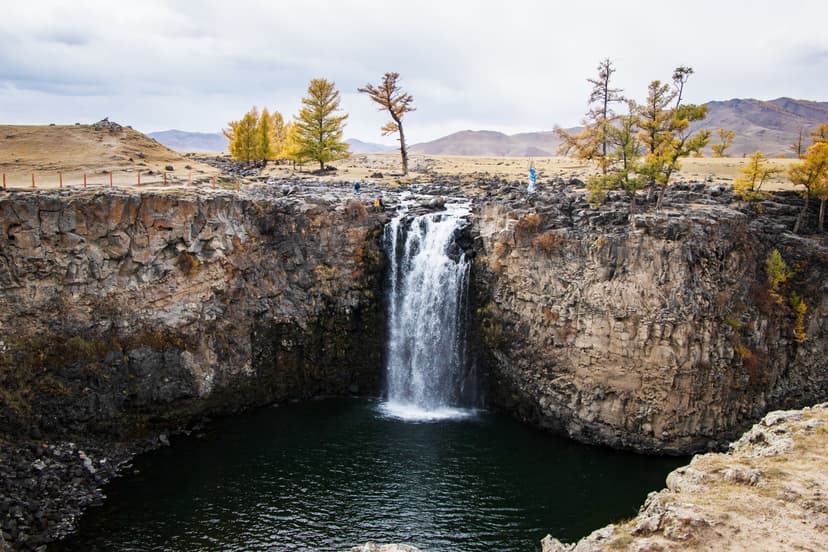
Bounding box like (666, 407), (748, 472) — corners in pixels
(695, 98), (828, 157)
(147, 130), (227, 153)
(346, 138), (396, 154)
(408, 98), (827, 158)
(410, 130), (565, 157)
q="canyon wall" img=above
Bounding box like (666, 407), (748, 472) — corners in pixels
(0, 188), (387, 439)
(472, 184), (828, 454)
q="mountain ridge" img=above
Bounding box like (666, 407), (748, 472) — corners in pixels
(147, 97), (828, 158)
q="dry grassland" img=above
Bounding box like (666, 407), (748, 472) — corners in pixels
(0, 124), (219, 190)
(0, 125), (800, 192)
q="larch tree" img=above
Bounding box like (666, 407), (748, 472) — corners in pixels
(295, 78), (350, 171)
(283, 121), (307, 170)
(733, 151), (780, 207)
(790, 127), (807, 159)
(267, 110), (287, 162)
(556, 58), (625, 175)
(586, 100), (645, 212)
(224, 107), (260, 164)
(257, 108), (273, 162)
(637, 80), (677, 200)
(711, 128), (736, 158)
(813, 164), (828, 233)
(358, 72), (416, 175)
(638, 68), (710, 209)
(790, 141), (828, 233)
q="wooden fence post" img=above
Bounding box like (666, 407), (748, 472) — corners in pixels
(236, 180), (240, 192)
(32, 173), (35, 189)
(2, 173), (5, 190)
(137, 172), (141, 186)
(59, 172), (63, 189)
(163, 172), (167, 186)
(83, 174), (87, 189)
(110, 172), (113, 188)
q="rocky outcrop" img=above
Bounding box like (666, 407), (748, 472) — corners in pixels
(0, 187), (388, 439)
(0, 186), (390, 548)
(472, 182), (828, 454)
(541, 403), (828, 551)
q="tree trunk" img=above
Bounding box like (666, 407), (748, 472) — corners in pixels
(656, 185), (666, 211)
(793, 192), (811, 234)
(819, 197), (826, 233)
(629, 192), (636, 214)
(319, 160), (325, 172)
(398, 121), (408, 176)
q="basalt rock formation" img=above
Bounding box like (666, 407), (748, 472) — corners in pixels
(0, 186), (388, 548)
(0, 188), (387, 439)
(542, 403), (828, 551)
(0, 179), (826, 549)
(471, 182), (828, 454)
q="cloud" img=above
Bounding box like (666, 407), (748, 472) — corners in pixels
(1, 0), (827, 142)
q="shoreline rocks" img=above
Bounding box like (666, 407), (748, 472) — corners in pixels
(542, 403), (828, 551)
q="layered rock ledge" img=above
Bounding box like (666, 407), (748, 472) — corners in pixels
(0, 184), (391, 548)
(471, 183), (828, 454)
(542, 403), (828, 551)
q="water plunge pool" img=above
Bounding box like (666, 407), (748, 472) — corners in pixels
(56, 399), (686, 551)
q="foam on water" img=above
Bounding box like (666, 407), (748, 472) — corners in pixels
(378, 400), (478, 422)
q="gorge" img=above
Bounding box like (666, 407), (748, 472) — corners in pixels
(0, 178), (826, 549)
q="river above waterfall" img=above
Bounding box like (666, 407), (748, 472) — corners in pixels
(56, 399), (686, 552)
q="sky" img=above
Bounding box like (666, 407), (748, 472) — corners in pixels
(1, 0), (827, 145)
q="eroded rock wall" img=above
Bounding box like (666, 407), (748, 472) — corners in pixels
(0, 189), (387, 439)
(472, 186), (828, 453)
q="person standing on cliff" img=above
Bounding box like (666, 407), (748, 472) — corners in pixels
(528, 161), (537, 194)
(354, 180), (362, 195)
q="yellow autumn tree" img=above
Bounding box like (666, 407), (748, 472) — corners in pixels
(790, 141), (828, 233)
(224, 107), (259, 164)
(267, 110), (287, 162)
(733, 151), (780, 207)
(711, 128), (736, 157)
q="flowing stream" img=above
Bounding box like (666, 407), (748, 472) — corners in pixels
(381, 202), (477, 421)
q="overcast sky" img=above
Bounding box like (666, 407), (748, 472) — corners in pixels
(1, 0), (826, 145)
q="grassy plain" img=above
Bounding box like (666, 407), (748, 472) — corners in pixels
(0, 124), (800, 192)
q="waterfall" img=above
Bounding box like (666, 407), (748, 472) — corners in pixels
(381, 202), (477, 421)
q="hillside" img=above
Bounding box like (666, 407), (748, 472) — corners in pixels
(409, 129), (564, 157)
(0, 120), (218, 186)
(409, 98), (827, 158)
(697, 97), (828, 157)
(346, 138), (395, 154)
(147, 129), (227, 153)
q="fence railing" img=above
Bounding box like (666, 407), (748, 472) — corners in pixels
(0, 172), (244, 192)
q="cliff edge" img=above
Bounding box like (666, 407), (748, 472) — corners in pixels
(542, 403), (828, 551)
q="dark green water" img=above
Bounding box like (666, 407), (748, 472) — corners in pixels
(56, 399), (685, 552)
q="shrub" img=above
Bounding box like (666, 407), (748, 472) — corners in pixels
(531, 231), (565, 256)
(345, 199), (368, 220)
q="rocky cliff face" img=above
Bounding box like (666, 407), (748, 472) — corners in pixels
(542, 403), (828, 551)
(0, 188), (387, 439)
(472, 183), (828, 454)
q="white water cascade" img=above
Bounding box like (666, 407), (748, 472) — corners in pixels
(381, 202), (477, 421)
